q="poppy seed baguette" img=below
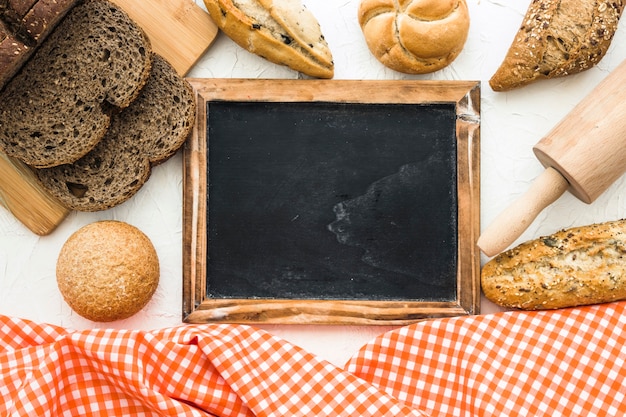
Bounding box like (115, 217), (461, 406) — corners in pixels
(0, 0), (152, 168)
(36, 54), (196, 211)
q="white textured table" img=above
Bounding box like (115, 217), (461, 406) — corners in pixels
(2, 0), (626, 368)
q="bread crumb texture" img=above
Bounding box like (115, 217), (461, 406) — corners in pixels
(489, 0), (625, 91)
(36, 54), (195, 212)
(56, 221), (160, 322)
(482, 219), (626, 310)
(358, 0), (470, 74)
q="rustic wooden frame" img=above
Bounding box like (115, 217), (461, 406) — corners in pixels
(183, 78), (480, 325)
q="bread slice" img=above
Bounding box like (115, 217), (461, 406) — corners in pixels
(36, 54), (196, 211)
(0, 0), (152, 168)
(204, 0), (334, 78)
(489, 0), (625, 91)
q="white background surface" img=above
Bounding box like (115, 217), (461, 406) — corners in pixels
(2, 0), (626, 368)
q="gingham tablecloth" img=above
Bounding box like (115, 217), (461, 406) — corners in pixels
(2, 301), (626, 416)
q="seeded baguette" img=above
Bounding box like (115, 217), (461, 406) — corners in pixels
(481, 219), (626, 310)
(203, 0), (333, 78)
(489, 0), (625, 91)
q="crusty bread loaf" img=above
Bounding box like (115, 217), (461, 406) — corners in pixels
(490, 0), (625, 92)
(203, 0), (333, 78)
(56, 220), (160, 322)
(0, 0), (79, 91)
(36, 54), (195, 211)
(0, 0), (152, 168)
(358, 0), (470, 74)
(482, 219), (626, 310)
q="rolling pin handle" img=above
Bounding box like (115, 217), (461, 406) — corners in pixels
(477, 166), (569, 257)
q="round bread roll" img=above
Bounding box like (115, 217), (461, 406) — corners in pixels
(56, 220), (160, 322)
(358, 0), (470, 74)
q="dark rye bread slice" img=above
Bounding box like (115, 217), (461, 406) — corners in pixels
(0, 0), (152, 168)
(36, 54), (196, 211)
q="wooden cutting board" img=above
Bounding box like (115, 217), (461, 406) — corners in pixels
(0, 0), (218, 235)
(111, 0), (218, 76)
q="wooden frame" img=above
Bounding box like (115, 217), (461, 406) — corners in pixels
(183, 79), (480, 325)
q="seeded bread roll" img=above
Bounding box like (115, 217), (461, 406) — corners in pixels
(482, 219), (626, 310)
(203, 0), (334, 78)
(36, 54), (195, 211)
(56, 221), (160, 322)
(489, 0), (625, 92)
(358, 0), (470, 74)
(0, 0), (152, 168)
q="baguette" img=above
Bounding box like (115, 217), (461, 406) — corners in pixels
(481, 219), (626, 310)
(203, 0), (333, 78)
(489, 0), (625, 92)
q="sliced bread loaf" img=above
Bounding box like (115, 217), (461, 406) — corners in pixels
(0, 0), (152, 168)
(36, 54), (196, 211)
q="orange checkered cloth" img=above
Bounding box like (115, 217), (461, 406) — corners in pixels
(2, 301), (626, 416)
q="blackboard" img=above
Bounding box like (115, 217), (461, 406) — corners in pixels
(183, 79), (480, 325)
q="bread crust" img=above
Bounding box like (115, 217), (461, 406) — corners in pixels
(203, 0), (333, 78)
(0, 0), (79, 92)
(482, 219), (626, 310)
(358, 0), (470, 74)
(489, 0), (625, 92)
(56, 221), (160, 322)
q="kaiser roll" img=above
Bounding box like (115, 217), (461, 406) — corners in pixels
(358, 0), (470, 74)
(56, 220), (160, 322)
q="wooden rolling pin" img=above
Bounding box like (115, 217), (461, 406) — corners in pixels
(478, 58), (626, 257)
